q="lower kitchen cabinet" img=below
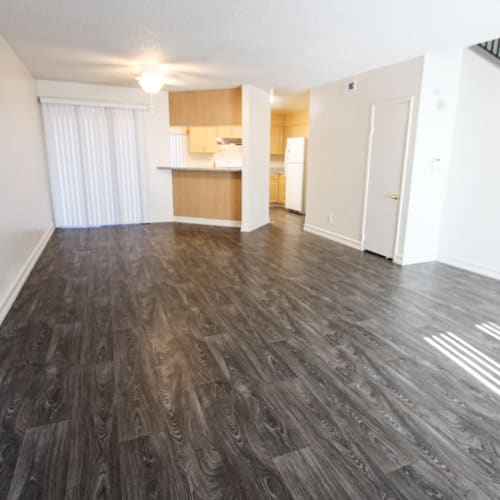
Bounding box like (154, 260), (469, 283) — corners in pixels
(278, 172), (286, 204)
(270, 173), (286, 205)
(270, 173), (279, 203)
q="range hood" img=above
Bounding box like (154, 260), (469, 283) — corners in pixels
(216, 136), (242, 146)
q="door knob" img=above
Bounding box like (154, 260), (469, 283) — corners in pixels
(390, 194), (400, 200)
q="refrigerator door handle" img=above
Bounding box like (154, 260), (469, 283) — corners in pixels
(284, 138), (290, 165)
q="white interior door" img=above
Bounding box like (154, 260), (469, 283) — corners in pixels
(363, 99), (411, 258)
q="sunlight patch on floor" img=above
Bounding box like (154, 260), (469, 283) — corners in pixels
(425, 328), (500, 396)
(476, 322), (500, 341)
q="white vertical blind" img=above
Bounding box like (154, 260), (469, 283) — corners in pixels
(41, 102), (147, 227)
(76, 106), (115, 226)
(169, 132), (185, 167)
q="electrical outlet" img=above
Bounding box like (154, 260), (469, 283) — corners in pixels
(328, 212), (334, 224)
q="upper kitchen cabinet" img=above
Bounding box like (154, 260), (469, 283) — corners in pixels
(188, 125), (242, 153)
(217, 125), (242, 138)
(270, 126), (284, 154)
(270, 111), (309, 157)
(284, 111), (309, 141)
(270, 113), (285, 155)
(189, 126), (218, 153)
(169, 88), (242, 126)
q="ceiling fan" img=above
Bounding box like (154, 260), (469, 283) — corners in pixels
(136, 63), (168, 94)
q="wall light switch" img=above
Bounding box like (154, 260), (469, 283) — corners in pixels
(431, 156), (441, 172)
(437, 99), (448, 111)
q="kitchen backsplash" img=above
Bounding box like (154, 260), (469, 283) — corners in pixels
(270, 157), (285, 170)
(170, 131), (284, 169)
(184, 139), (242, 167)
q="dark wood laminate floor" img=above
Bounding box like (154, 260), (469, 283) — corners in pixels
(1, 208), (500, 499)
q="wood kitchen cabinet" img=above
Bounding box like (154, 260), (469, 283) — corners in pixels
(270, 111), (309, 157)
(270, 113), (285, 155)
(284, 123), (309, 143)
(278, 172), (286, 204)
(270, 173), (279, 203)
(217, 125), (242, 138)
(172, 169), (242, 221)
(188, 125), (242, 153)
(188, 126), (218, 153)
(270, 125), (284, 155)
(169, 87), (242, 126)
(270, 173), (286, 205)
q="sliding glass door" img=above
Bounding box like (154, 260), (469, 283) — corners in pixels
(41, 101), (147, 227)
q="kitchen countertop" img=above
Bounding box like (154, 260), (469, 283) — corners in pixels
(270, 166), (285, 174)
(157, 166), (242, 172)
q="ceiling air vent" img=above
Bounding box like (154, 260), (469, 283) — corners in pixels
(346, 80), (357, 93)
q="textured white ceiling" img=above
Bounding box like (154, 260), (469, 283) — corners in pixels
(1, 0), (499, 100)
(271, 91), (310, 112)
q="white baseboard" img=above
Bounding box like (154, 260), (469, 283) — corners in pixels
(240, 219), (270, 233)
(173, 216), (241, 228)
(393, 253), (404, 265)
(394, 254), (435, 266)
(438, 254), (500, 281)
(303, 224), (362, 250)
(149, 215), (174, 224)
(0, 226), (55, 326)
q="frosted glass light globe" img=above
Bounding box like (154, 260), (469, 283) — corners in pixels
(137, 72), (167, 94)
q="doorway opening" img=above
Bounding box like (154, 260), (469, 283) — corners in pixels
(268, 92), (309, 217)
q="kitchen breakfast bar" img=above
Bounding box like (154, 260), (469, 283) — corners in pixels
(158, 166), (242, 226)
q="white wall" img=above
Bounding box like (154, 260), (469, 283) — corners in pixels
(241, 85), (270, 232)
(438, 49), (500, 280)
(36, 80), (172, 223)
(0, 36), (54, 324)
(305, 58), (424, 250)
(400, 51), (463, 264)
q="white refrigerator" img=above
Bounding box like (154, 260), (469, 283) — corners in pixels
(284, 137), (306, 213)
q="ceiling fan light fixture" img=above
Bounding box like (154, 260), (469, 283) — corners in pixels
(137, 71), (167, 94)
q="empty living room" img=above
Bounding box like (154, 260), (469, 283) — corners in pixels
(1, 1), (500, 498)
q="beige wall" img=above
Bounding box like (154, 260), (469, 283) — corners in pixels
(401, 51), (463, 264)
(438, 49), (500, 280)
(0, 36), (54, 324)
(305, 57), (424, 250)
